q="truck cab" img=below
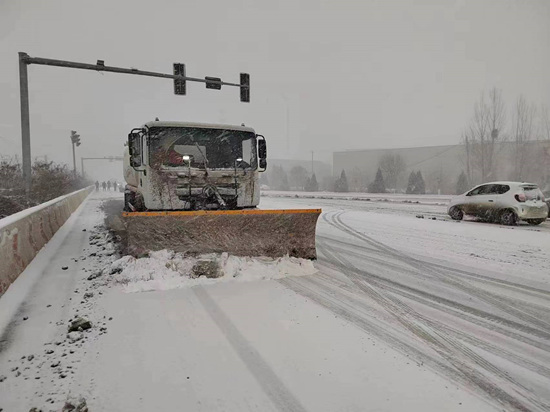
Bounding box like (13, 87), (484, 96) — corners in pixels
(123, 120), (267, 211)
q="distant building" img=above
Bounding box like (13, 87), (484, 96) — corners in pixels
(268, 158), (331, 179)
(333, 141), (550, 194)
(262, 158), (332, 191)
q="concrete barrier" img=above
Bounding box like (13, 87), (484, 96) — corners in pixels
(0, 186), (93, 297)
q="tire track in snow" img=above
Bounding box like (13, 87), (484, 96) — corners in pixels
(309, 270), (550, 380)
(194, 286), (307, 412)
(324, 210), (550, 334)
(318, 234), (550, 300)
(321, 242), (550, 344)
(317, 248), (550, 353)
(315, 242), (546, 412)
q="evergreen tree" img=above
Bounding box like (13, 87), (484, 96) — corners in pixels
(305, 173), (319, 192)
(415, 171), (425, 194)
(406, 171), (416, 194)
(271, 165), (290, 191)
(368, 167), (386, 193)
(310, 173), (319, 192)
(456, 171), (469, 194)
(335, 169), (349, 192)
(289, 166), (309, 190)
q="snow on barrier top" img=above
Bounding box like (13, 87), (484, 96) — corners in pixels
(0, 186), (94, 296)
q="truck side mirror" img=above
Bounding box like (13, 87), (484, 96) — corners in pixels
(128, 133), (142, 168)
(257, 135), (267, 171)
(257, 135), (267, 159)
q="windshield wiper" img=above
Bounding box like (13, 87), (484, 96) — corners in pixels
(193, 141), (209, 175)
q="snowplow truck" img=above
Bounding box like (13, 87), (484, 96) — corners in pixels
(122, 120), (320, 258)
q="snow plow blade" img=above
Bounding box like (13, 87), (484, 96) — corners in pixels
(122, 209), (321, 259)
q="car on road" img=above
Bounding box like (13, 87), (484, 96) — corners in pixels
(448, 181), (548, 225)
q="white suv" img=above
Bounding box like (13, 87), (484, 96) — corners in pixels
(448, 181), (548, 226)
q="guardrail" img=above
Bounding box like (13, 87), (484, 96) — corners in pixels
(0, 186), (94, 297)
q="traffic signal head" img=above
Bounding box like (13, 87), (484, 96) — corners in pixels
(173, 63), (186, 95)
(240, 73), (250, 103)
(70, 130), (81, 146)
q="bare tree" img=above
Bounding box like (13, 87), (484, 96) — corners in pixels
(463, 88), (506, 183)
(511, 95), (537, 181)
(378, 153), (406, 191)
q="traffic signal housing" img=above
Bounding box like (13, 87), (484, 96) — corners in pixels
(173, 63), (186, 95)
(70, 130), (81, 146)
(240, 73), (250, 103)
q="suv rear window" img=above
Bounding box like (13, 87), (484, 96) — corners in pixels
(521, 185), (544, 201)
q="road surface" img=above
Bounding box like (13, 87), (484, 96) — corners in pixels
(0, 190), (549, 411)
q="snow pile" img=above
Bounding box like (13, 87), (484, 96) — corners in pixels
(109, 250), (318, 293)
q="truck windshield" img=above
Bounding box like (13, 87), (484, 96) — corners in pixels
(148, 127), (257, 169)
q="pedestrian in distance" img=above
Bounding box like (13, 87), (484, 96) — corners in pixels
(102, 181), (106, 191)
(107, 181), (112, 191)
(95, 181), (99, 191)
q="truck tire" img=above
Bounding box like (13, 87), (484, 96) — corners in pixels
(134, 194), (146, 212)
(123, 191), (133, 212)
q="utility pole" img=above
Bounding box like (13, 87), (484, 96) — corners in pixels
(311, 151), (314, 175)
(17, 52), (249, 197)
(70, 130), (81, 176)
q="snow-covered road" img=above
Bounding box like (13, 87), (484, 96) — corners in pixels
(0, 190), (549, 411)
(262, 195), (550, 412)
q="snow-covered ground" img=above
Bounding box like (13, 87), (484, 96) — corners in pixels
(0, 190), (549, 411)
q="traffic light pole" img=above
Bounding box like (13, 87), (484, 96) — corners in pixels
(72, 141), (77, 176)
(21, 55), (245, 88)
(17, 52), (250, 197)
(19, 52), (32, 196)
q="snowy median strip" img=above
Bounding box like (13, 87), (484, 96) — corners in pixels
(106, 250), (318, 293)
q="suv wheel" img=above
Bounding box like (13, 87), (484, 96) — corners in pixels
(449, 206), (463, 221)
(499, 209), (517, 226)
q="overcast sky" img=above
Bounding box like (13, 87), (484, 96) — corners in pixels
(0, 0), (549, 179)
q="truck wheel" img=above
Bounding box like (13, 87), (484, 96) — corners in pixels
(133, 194), (146, 212)
(499, 209), (517, 226)
(526, 219), (545, 226)
(123, 192), (133, 212)
(449, 206), (463, 221)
